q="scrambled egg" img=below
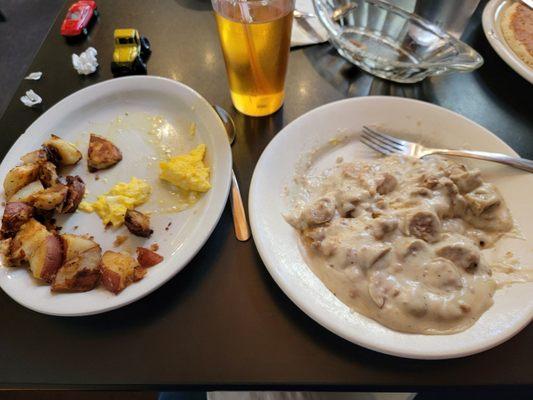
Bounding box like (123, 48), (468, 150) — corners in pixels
(79, 177), (151, 227)
(159, 144), (211, 192)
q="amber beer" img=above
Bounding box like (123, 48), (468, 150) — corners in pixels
(213, 0), (294, 117)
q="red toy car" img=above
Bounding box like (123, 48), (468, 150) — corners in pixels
(60, 1), (98, 37)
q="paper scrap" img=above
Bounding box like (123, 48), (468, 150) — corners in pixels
(72, 47), (99, 75)
(24, 72), (43, 80)
(20, 90), (42, 107)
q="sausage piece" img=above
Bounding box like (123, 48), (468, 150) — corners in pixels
(395, 238), (428, 260)
(371, 217), (398, 240)
(376, 173), (397, 195)
(407, 210), (441, 243)
(464, 184), (501, 216)
(358, 243), (391, 269)
(301, 196), (336, 226)
(436, 241), (480, 270)
(421, 258), (463, 291)
(335, 189), (369, 217)
(447, 164), (482, 193)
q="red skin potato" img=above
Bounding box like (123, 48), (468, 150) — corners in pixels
(30, 234), (63, 283)
(136, 247), (164, 268)
(1, 202), (34, 238)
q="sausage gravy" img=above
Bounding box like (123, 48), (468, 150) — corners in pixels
(285, 155), (514, 334)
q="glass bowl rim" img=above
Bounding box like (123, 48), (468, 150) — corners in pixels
(313, 0), (483, 70)
(216, 0), (294, 4)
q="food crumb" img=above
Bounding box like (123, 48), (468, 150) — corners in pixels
(336, 156), (344, 164)
(189, 122), (196, 136)
(73, 225), (78, 230)
(165, 222), (172, 231)
(150, 243), (160, 251)
(113, 235), (128, 247)
(95, 175), (100, 181)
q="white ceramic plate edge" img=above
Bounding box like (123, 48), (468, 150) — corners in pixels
(482, 0), (533, 84)
(0, 76), (232, 316)
(249, 96), (532, 359)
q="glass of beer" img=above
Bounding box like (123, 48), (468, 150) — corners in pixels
(212, 0), (294, 117)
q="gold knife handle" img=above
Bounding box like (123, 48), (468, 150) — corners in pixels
(230, 169), (250, 241)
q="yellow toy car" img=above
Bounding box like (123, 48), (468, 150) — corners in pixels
(111, 28), (151, 76)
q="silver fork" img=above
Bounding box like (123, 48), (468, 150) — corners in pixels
(361, 126), (533, 173)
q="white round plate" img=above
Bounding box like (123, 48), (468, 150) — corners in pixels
(249, 96), (533, 359)
(482, 0), (533, 84)
(0, 76), (232, 316)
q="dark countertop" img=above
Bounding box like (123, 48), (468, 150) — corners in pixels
(0, 0), (531, 391)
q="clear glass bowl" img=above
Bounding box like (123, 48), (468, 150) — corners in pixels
(313, 0), (484, 83)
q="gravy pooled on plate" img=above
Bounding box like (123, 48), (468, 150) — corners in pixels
(285, 155), (513, 334)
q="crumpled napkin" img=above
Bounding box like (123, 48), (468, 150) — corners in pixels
(291, 0), (329, 47)
(24, 72), (43, 80)
(72, 47), (99, 75)
(20, 89), (42, 107)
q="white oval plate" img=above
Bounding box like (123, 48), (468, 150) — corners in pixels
(482, 0), (533, 84)
(0, 76), (232, 316)
(249, 96), (533, 359)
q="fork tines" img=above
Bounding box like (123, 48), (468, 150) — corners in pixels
(361, 126), (406, 156)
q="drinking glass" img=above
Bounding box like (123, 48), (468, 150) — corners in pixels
(390, 0), (481, 38)
(212, 0), (295, 117)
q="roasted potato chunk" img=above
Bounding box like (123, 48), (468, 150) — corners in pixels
(136, 247), (164, 268)
(43, 134), (82, 166)
(8, 219), (52, 265)
(28, 184), (68, 211)
(87, 134), (122, 172)
(3, 162), (40, 199)
(52, 234), (102, 292)
(29, 234), (63, 283)
(100, 251), (138, 294)
(7, 219), (63, 281)
(133, 265), (147, 282)
(124, 209), (153, 237)
(20, 149), (48, 164)
(9, 181), (44, 203)
(60, 175), (85, 213)
(38, 161), (59, 188)
(1, 202), (34, 238)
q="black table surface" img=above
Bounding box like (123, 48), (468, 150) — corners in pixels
(0, 0), (532, 391)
